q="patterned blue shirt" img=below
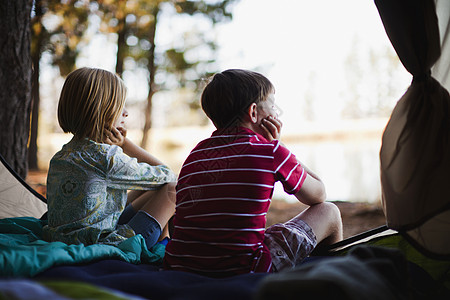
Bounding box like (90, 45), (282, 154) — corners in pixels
(43, 137), (176, 246)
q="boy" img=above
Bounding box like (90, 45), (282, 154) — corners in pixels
(164, 69), (343, 277)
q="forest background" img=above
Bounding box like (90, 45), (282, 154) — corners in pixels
(1, 0), (411, 238)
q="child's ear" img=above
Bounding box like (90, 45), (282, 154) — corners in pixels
(247, 103), (258, 124)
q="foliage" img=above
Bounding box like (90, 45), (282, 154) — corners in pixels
(33, 0), (91, 76)
(29, 0), (238, 165)
(341, 35), (406, 119)
(94, 0), (236, 93)
(91, 0), (238, 146)
(34, 0), (237, 123)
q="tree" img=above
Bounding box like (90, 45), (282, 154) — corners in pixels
(0, 0), (33, 178)
(28, 0), (91, 169)
(28, 0), (45, 170)
(341, 35), (407, 119)
(27, 0), (237, 169)
(341, 36), (364, 119)
(141, 0), (236, 147)
(96, 0), (237, 147)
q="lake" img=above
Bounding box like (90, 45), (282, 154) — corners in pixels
(274, 137), (383, 203)
(148, 120), (387, 204)
(42, 119), (387, 204)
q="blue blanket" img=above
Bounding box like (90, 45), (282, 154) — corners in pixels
(35, 245), (446, 300)
(2, 217), (447, 300)
(0, 217), (165, 277)
(1, 217), (268, 299)
(36, 259), (268, 300)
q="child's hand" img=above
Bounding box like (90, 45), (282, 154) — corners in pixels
(116, 126), (127, 138)
(260, 116), (282, 141)
(104, 127), (127, 147)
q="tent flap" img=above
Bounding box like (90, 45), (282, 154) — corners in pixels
(0, 155), (46, 219)
(376, 0), (450, 256)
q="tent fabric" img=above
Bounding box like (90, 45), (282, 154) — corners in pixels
(432, 0), (450, 90)
(0, 154), (46, 219)
(366, 234), (450, 289)
(376, 0), (450, 256)
(257, 245), (411, 300)
(257, 239), (450, 300)
(409, 0), (450, 258)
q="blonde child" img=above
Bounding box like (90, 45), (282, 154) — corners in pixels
(43, 67), (176, 250)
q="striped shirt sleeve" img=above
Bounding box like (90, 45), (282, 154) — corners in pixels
(273, 140), (307, 194)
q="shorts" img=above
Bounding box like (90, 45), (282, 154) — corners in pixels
(264, 218), (317, 272)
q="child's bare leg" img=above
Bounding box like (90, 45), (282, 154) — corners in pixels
(118, 190), (153, 224)
(159, 223), (170, 241)
(127, 190), (146, 206)
(126, 182), (176, 248)
(293, 202), (343, 246)
(137, 182), (176, 229)
(128, 190), (158, 211)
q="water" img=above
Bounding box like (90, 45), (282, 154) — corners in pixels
(274, 137), (382, 203)
(150, 126), (384, 204)
(43, 126), (384, 204)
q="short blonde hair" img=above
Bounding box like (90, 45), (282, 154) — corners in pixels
(58, 67), (126, 142)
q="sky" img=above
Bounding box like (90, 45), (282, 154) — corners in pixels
(211, 0), (409, 129)
(160, 0), (409, 131)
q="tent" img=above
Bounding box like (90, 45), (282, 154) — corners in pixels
(0, 0), (449, 298)
(0, 154), (46, 220)
(377, 0), (450, 258)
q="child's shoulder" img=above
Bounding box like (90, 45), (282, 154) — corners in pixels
(56, 137), (123, 162)
(65, 137), (111, 152)
(201, 127), (277, 150)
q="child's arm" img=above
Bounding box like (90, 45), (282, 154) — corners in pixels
(260, 117), (326, 204)
(260, 117), (326, 205)
(294, 162), (327, 206)
(104, 127), (164, 166)
(122, 137), (164, 166)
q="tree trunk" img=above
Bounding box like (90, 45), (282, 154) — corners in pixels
(115, 16), (126, 77)
(28, 58), (40, 170)
(28, 0), (44, 171)
(0, 0), (33, 179)
(140, 6), (159, 149)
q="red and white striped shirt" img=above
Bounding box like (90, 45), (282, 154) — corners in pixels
(164, 127), (306, 277)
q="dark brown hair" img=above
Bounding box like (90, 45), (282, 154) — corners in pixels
(201, 69), (274, 128)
